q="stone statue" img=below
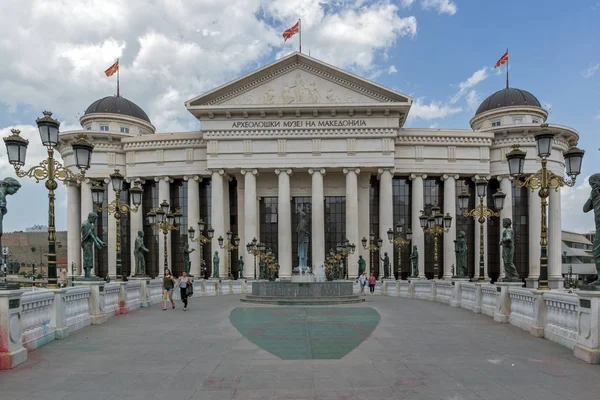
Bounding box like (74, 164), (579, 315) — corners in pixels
(297, 204), (310, 270)
(380, 252), (390, 278)
(182, 243), (195, 275)
(134, 231), (149, 276)
(358, 255), (366, 277)
(500, 218), (519, 281)
(454, 231), (468, 277)
(410, 245), (419, 278)
(583, 173), (600, 285)
(81, 212), (107, 278)
(238, 256), (244, 279)
(212, 251), (220, 278)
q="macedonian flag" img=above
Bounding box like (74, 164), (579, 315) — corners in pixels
(105, 60), (119, 77)
(283, 21), (300, 41)
(494, 50), (508, 68)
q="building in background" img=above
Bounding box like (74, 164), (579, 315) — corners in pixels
(2, 231), (67, 276)
(25, 225), (48, 233)
(562, 230), (596, 282)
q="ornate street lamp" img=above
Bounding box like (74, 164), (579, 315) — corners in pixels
(91, 172), (143, 281)
(457, 179), (505, 283)
(506, 124), (584, 290)
(188, 219), (214, 278)
(361, 232), (383, 278)
(218, 231), (240, 279)
(4, 112), (94, 288)
(419, 205), (452, 280)
(146, 200), (180, 272)
(387, 223), (412, 279)
(330, 239), (355, 279)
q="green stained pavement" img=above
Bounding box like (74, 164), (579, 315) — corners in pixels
(230, 307), (380, 360)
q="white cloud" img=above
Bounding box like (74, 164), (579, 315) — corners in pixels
(408, 98), (462, 120)
(561, 176), (597, 233)
(421, 0), (457, 15)
(450, 67), (488, 104)
(465, 90), (481, 111)
(595, 113), (600, 120)
(582, 63), (600, 78)
(388, 65), (398, 74)
(400, 0), (416, 6)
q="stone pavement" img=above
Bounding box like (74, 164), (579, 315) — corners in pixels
(1, 295), (599, 400)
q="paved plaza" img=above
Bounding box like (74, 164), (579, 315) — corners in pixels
(1, 294), (599, 400)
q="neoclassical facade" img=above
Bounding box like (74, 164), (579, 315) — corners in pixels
(58, 52), (579, 288)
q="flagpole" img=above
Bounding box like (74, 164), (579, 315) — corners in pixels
(299, 19), (302, 53)
(117, 58), (120, 97)
(506, 49), (509, 89)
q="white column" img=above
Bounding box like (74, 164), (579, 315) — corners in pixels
(528, 188), (542, 283)
(129, 179), (144, 277)
(242, 169), (258, 279)
(236, 175), (245, 279)
(410, 174), (425, 279)
(483, 195), (489, 280)
(344, 168), (360, 279)
(67, 181), (81, 277)
(276, 169), (292, 280)
(378, 168), (394, 279)
(80, 180), (93, 276)
(223, 175), (231, 278)
(498, 176), (513, 281)
(186, 176), (201, 277)
(158, 177), (171, 273)
(358, 174), (371, 275)
(309, 168), (325, 271)
(548, 188), (563, 288)
(107, 180), (117, 278)
(442, 175), (457, 279)
(210, 170), (225, 278)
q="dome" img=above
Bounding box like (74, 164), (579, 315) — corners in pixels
(84, 95), (151, 123)
(475, 88), (541, 116)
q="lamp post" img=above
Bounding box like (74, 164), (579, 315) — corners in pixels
(246, 238), (267, 279)
(361, 232), (383, 278)
(3, 112), (94, 288)
(387, 223), (412, 279)
(188, 219), (214, 279)
(218, 231), (240, 279)
(419, 205), (452, 280)
(91, 171), (142, 281)
(333, 239), (355, 279)
(146, 200), (182, 272)
(457, 179), (506, 283)
(506, 124), (584, 290)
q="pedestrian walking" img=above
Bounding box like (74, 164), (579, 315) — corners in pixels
(162, 268), (176, 310)
(359, 271), (368, 296)
(368, 273), (376, 295)
(176, 271), (191, 311)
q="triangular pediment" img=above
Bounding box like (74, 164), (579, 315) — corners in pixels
(186, 52), (412, 108)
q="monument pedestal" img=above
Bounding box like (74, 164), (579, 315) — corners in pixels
(0, 288), (27, 369)
(494, 282), (523, 323)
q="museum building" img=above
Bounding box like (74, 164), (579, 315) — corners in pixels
(58, 52), (580, 288)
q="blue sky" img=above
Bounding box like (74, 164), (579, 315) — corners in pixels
(0, 0), (598, 233)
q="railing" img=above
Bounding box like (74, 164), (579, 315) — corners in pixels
(435, 281), (453, 304)
(543, 292), (579, 349)
(147, 279), (164, 305)
(399, 281), (412, 298)
(21, 290), (55, 350)
(62, 286), (91, 334)
(460, 283), (477, 311)
(414, 280), (434, 300)
(126, 281), (142, 311)
(481, 284), (498, 317)
(101, 283), (121, 316)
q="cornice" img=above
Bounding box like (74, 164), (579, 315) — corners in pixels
(396, 136), (492, 145)
(123, 138), (205, 150)
(202, 128), (397, 139)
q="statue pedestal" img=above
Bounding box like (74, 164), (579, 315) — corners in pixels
(450, 278), (470, 307)
(129, 277), (151, 307)
(574, 291), (600, 364)
(494, 282), (524, 323)
(0, 288), (27, 369)
(524, 277), (539, 289)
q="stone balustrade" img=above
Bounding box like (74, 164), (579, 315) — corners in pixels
(414, 280), (434, 301)
(544, 292), (579, 349)
(147, 279), (164, 305)
(52, 286), (91, 339)
(125, 281), (142, 312)
(434, 281), (453, 304)
(480, 284), (498, 317)
(21, 290), (55, 351)
(101, 283), (121, 316)
(460, 283), (479, 312)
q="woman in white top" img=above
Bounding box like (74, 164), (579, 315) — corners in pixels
(176, 271), (191, 311)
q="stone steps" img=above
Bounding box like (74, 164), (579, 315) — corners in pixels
(241, 295), (365, 305)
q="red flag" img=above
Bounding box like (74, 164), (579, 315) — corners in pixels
(494, 50), (508, 68)
(105, 60), (119, 77)
(283, 21), (299, 41)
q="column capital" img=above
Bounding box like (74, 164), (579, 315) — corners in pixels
(275, 168), (292, 176)
(308, 168), (326, 175)
(441, 174), (459, 181)
(64, 178), (80, 188)
(343, 168), (360, 175)
(377, 167), (394, 176)
(125, 177), (145, 184)
(208, 169), (226, 176)
(240, 169), (258, 176)
(472, 174), (492, 182)
(154, 176), (171, 182)
(409, 173), (427, 180)
(496, 175), (513, 182)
